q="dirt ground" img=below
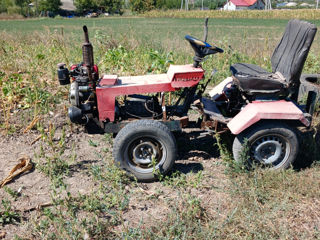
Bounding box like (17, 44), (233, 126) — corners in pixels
(0, 112), (232, 239)
(1, 109), (319, 239)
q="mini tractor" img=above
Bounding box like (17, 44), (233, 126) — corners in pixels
(57, 19), (318, 181)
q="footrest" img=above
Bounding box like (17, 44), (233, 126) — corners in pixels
(202, 97), (230, 123)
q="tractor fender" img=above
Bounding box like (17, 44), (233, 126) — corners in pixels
(227, 100), (310, 135)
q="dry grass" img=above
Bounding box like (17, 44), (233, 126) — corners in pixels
(0, 13), (24, 20)
(144, 9), (320, 20)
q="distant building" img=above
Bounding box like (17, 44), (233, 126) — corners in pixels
(300, 2), (314, 7)
(285, 2), (298, 7)
(223, 0), (265, 10)
(60, 0), (76, 11)
(276, 2), (288, 7)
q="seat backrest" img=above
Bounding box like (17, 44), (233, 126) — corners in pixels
(271, 19), (317, 87)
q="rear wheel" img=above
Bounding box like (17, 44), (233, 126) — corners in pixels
(113, 120), (177, 182)
(232, 122), (299, 169)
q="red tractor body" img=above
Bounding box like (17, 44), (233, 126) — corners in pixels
(96, 64), (204, 122)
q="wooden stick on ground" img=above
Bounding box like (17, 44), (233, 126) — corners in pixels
(31, 134), (42, 145)
(0, 156), (33, 188)
(22, 202), (53, 212)
(23, 117), (41, 134)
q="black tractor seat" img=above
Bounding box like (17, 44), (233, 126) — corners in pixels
(231, 19), (317, 99)
(230, 63), (288, 95)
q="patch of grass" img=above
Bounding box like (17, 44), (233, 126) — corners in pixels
(161, 170), (203, 189)
(215, 133), (233, 161)
(122, 193), (210, 239)
(31, 161), (131, 239)
(29, 123), (132, 239)
(33, 203), (119, 239)
(224, 168), (320, 239)
(102, 45), (174, 75)
(88, 139), (99, 147)
(3, 187), (21, 201)
(35, 125), (70, 189)
(0, 199), (20, 226)
(0, 32), (65, 134)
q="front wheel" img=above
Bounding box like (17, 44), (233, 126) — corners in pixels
(232, 122), (299, 169)
(113, 120), (177, 182)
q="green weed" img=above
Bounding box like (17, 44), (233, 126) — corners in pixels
(161, 170), (203, 189)
(122, 193), (209, 239)
(102, 45), (174, 75)
(0, 199), (20, 225)
(215, 133), (233, 162)
(88, 139), (99, 147)
(3, 187), (21, 201)
(35, 125), (70, 189)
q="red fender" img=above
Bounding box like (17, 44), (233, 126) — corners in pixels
(227, 100), (310, 135)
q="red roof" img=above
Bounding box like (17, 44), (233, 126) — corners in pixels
(229, 0), (257, 6)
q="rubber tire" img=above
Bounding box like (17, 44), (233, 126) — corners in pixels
(232, 121), (299, 169)
(113, 120), (177, 182)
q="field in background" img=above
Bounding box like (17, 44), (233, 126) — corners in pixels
(0, 17), (320, 239)
(2, 17), (320, 72)
(1, 17), (320, 52)
(1, 17), (320, 85)
(143, 9), (320, 20)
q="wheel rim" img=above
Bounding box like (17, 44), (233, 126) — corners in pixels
(125, 136), (167, 173)
(132, 141), (157, 165)
(250, 134), (290, 166)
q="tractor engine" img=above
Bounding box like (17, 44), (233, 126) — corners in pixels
(57, 26), (98, 124)
(57, 63), (99, 124)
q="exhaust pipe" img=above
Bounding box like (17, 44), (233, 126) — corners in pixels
(82, 26), (95, 86)
(82, 26), (94, 68)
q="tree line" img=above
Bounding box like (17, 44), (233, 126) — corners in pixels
(129, 0), (225, 13)
(0, 0), (61, 16)
(0, 0), (225, 16)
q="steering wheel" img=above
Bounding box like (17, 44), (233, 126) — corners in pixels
(185, 35), (224, 59)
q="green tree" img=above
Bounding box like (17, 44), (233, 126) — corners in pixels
(0, 0), (14, 13)
(15, 0), (28, 14)
(193, 0), (225, 10)
(39, 0), (61, 12)
(96, 0), (123, 14)
(74, 0), (97, 12)
(163, 0), (180, 9)
(154, 0), (165, 8)
(129, 0), (154, 13)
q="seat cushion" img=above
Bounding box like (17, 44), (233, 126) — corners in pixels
(230, 63), (286, 95)
(230, 63), (270, 76)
